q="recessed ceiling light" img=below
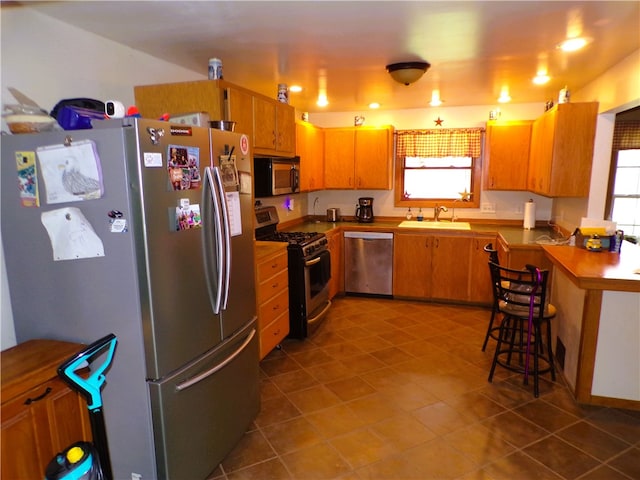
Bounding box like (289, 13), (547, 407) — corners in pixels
(429, 89), (443, 107)
(533, 74), (550, 85)
(557, 37), (590, 52)
(498, 86), (511, 103)
(369, 102), (380, 109)
(289, 85), (303, 93)
(316, 93), (329, 107)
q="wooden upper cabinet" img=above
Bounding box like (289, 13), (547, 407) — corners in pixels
(134, 80), (224, 121)
(324, 126), (394, 190)
(296, 122), (325, 191)
(483, 121), (532, 190)
(134, 80), (295, 155)
(527, 102), (598, 197)
(324, 128), (356, 189)
(253, 96), (295, 156)
(355, 127), (394, 189)
(224, 86), (254, 141)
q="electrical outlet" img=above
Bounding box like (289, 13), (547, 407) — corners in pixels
(481, 203), (496, 214)
(132, 474), (142, 480)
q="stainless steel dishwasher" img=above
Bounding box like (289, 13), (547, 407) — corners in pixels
(344, 231), (393, 296)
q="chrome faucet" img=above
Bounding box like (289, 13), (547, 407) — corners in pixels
(434, 205), (448, 221)
(313, 197), (320, 223)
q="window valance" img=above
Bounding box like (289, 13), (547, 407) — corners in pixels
(612, 121), (640, 150)
(396, 128), (484, 158)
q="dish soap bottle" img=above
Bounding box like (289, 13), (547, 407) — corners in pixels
(417, 208), (424, 221)
(406, 208), (413, 220)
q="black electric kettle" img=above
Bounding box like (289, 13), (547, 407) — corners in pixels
(355, 197), (374, 223)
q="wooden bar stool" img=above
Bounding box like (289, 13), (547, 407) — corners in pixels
(487, 262), (556, 397)
(481, 243), (500, 351)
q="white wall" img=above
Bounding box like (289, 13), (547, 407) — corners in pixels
(1, 7), (204, 349)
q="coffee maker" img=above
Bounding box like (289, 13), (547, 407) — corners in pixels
(355, 197), (374, 223)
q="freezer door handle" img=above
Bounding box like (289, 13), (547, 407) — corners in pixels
(174, 328), (256, 392)
(202, 166), (224, 314)
(212, 166), (231, 310)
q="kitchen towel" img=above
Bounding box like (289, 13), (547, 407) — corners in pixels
(523, 200), (536, 229)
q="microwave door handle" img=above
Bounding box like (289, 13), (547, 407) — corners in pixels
(202, 166), (223, 314)
(212, 166), (231, 310)
(291, 165), (300, 192)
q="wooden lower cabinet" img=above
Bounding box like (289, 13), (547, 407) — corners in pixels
(393, 232), (495, 305)
(326, 229), (343, 298)
(1, 340), (91, 480)
(255, 243), (290, 359)
(497, 236), (552, 271)
(393, 233), (432, 298)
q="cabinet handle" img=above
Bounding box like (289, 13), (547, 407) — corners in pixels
(273, 329), (281, 336)
(24, 387), (52, 405)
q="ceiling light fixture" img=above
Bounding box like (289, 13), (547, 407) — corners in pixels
(557, 37), (590, 52)
(429, 89), (443, 107)
(369, 102), (380, 109)
(386, 61), (430, 86)
(532, 73), (550, 85)
(498, 86), (511, 103)
(289, 85), (303, 93)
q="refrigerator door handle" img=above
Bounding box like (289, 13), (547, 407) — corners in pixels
(174, 328), (256, 392)
(202, 166), (224, 314)
(212, 166), (231, 310)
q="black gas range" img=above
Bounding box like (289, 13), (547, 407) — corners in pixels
(255, 206), (332, 338)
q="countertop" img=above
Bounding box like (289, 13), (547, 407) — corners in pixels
(542, 243), (640, 292)
(277, 219), (562, 248)
(255, 240), (288, 261)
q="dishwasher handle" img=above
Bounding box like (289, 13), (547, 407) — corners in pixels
(344, 231), (393, 240)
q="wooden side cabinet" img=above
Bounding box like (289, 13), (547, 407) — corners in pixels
(255, 242), (290, 359)
(1, 339), (91, 480)
(527, 102), (598, 197)
(483, 121), (532, 190)
(253, 96), (296, 156)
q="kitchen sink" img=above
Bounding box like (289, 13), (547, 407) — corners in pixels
(397, 220), (471, 230)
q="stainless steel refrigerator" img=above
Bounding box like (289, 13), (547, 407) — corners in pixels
(1, 118), (259, 479)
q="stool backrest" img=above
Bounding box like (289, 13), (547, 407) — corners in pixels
(488, 262), (550, 318)
(483, 243), (499, 264)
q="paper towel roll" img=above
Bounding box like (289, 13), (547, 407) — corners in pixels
(523, 200), (536, 229)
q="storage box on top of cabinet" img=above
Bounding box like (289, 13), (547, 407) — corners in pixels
(528, 102), (598, 197)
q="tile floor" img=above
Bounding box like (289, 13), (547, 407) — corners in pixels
(210, 297), (640, 479)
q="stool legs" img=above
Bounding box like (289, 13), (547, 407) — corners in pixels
(488, 314), (555, 397)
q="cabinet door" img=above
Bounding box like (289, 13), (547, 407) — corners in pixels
(297, 122), (325, 192)
(225, 87), (254, 140)
(468, 237), (496, 304)
(431, 235), (472, 301)
(276, 103), (296, 154)
(528, 109), (555, 194)
(326, 230), (343, 298)
(547, 103), (598, 196)
(324, 128), (355, 188)
(134, 80), (223, 121)
(393, 233), (431, 298)
(253, 96), (277, 150)
(1, 377), (90, 479)
(355, 128), (393, 189)
(484, 122), (531, 190)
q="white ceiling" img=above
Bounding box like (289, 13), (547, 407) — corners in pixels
(20, 1), (640, 113)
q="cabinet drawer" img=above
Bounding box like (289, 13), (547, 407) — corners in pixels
(260, 311), (290, 359)
(258, 288), (289, 327)
(257, 252), (288, 282)
(257, 269), (288, 303)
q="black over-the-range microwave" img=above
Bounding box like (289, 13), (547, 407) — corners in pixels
(253, 156), (300, 197)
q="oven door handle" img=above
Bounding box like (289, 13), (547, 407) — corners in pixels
(304, 256), (322, 267)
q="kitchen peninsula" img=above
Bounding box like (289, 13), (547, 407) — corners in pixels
(543, 244), (640, 410)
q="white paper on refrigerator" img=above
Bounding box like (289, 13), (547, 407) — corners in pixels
(41, 207), (105, 261)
